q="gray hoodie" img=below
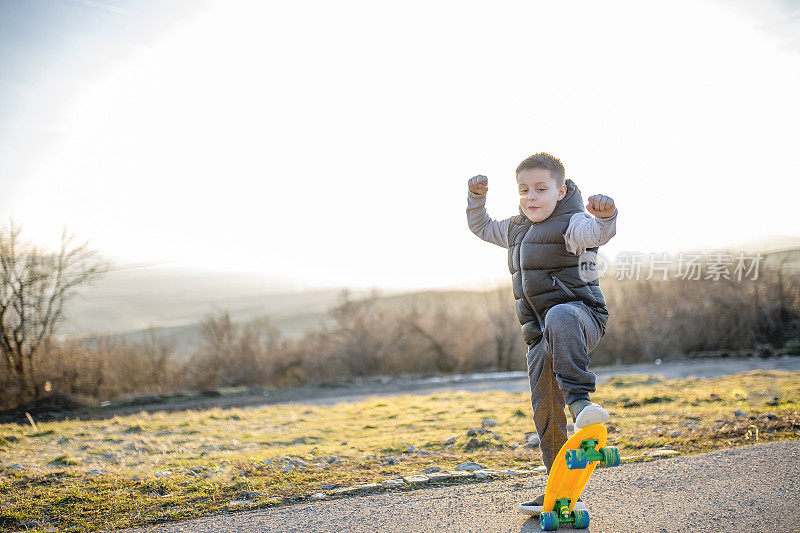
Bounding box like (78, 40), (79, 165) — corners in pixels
(466, 190), (617, 254)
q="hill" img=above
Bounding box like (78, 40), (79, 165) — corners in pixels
(64, 266), (511, 354)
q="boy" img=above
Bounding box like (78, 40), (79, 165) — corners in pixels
(465, 152), (617, 515)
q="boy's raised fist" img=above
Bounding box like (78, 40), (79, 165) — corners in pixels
(468, 175), (489, 195)
(586, 194), (616, 218)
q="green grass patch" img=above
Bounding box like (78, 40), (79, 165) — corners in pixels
(48, 455), (79, 466)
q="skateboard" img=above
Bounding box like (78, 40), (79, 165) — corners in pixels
(539, 423), (621, 531)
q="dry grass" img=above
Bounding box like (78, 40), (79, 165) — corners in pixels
(0, 370), (798, 532)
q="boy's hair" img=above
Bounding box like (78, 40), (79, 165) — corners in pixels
(516, 152), (565, 187)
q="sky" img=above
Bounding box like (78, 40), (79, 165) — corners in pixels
(2, 0), (800, 292)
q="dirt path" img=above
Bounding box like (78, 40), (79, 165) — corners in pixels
(118, 439), (800, 532)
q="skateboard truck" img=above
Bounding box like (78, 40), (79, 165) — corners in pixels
(555, 498), (572, 519)
(565, 438), (621, 469)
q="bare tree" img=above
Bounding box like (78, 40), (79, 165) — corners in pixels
(327, 288), (390, 376)
(399, 303), (458, 373)
(192, 311), (236, 388)
(0, 221), (106, 400)
(189, 311), (284, 388)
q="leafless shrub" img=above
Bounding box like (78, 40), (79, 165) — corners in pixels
(183, 311), (284, 389)
(3, 248), (798, 412)
(594, 259), (800, 364)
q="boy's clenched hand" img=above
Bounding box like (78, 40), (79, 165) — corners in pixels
(468, 175), (489, 195)
(586, 194), (616, 218)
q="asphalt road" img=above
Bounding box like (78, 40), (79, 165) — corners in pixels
(119, 439), (800, 533)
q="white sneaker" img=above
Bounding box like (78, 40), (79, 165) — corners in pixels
(573, 403), (610, 430)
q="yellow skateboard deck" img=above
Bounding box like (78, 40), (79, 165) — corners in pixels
(539, 423), (619, 530)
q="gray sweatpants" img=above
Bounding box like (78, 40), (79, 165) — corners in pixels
(525, 301), (604, 472)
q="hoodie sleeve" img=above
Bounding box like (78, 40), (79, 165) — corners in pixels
(564, 210), (617, 255)
(466, 190), (510, 249)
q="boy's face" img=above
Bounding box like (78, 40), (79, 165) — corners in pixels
(517, 168), (567, 223)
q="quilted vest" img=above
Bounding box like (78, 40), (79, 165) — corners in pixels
(508, 179), (609, 346)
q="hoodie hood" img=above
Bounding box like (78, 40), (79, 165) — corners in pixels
(517, 178), (585, 221)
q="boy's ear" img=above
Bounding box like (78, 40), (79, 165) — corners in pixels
(557, 184), (567, 200)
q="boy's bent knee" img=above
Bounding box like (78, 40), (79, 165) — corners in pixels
(543, 303), (580, 332)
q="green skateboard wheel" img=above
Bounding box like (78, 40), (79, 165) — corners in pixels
(600, 446), (621, 467)
(539, 511), (559, 531)
(566, 448), (588, 469)
(573, 509), (590, 529)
